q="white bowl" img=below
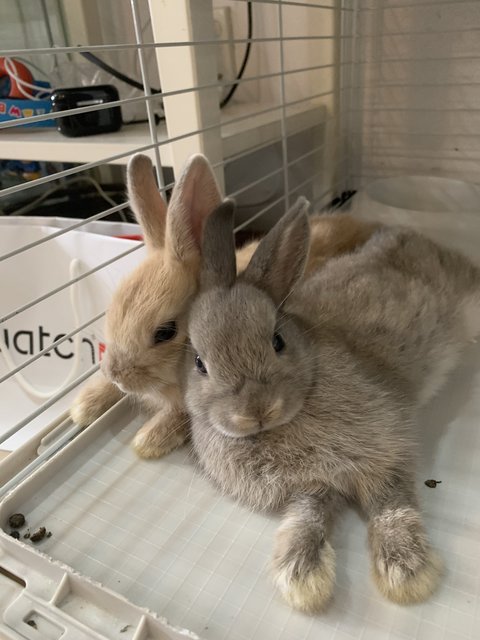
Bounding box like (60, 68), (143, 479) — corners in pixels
(352, 175), (480, 262)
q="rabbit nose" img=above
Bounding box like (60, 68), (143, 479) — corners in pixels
(231, 398), (284, 433)
(102, 353), (121, 381)
(230, 414), (259, 433)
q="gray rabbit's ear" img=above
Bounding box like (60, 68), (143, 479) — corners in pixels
(200, 199), (237, 290)
(127, 154), (167, 251)
(243, 197), (311, 305)
(166, 154), (222, 262)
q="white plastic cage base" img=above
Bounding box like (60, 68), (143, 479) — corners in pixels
(0, 340), (480, 640)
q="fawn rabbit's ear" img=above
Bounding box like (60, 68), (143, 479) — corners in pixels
(166, 154), (222, 261)
(127, 154), (167, 251)
(200, 199), (237, 290)
(243, 197), (311, 305)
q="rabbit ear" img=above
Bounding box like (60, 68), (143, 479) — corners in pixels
(200, 199), (237, 290)
(243, 197), (311, 305)
(165, 154), (222, 261)
(127, 154), (167, 251)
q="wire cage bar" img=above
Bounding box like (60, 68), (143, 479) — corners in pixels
(0, 0), (346, 450)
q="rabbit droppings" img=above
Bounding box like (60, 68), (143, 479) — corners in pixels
(185, 198), (480, 613)
(70, 154), (376, 459)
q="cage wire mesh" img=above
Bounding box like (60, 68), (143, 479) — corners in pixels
(0, 0), (480, 638)
(0, 0), (350, 450)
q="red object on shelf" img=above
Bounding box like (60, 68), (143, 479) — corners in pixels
(0, 57), (34, 99)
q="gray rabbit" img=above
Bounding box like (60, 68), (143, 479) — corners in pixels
(184, 198), (480, 613)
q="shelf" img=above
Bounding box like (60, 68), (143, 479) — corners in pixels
(0, 100), (327, 167)
(0, 121), (173, 167)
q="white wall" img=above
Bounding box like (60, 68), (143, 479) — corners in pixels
(0, 0), (65, 51)
(217, 1), (336, 110)
(353, 0), (480, 188)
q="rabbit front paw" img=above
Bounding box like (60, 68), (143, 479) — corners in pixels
(369, 507), (443, 604)
(132, 409), (189, 459)
(272, 519), (335, 613)
(70, 374), (123, 426)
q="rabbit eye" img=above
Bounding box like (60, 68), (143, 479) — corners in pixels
(272, 332), (285, 353)
(195, 355), (208, 375)
(154, 321), (177, 344)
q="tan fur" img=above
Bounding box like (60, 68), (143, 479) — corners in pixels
(308, 215), (380, 272)
(235, 240), (258, 273)
(236, 214), (379, 276)
(104, 254), (197, 397)
(70, 372), (123, 426)
(70, 154), (376, 458)
(127, 154), (166, 250)
(70, 154), (222, 451)
(132, 409), (190, 459)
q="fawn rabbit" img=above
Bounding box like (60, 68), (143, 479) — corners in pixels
(71, 153), (376, 459)
(185, 198), (480, 613)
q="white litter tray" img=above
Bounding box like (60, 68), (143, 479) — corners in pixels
(0, 206), (479, 640)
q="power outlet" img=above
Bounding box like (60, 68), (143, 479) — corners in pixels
(213, 7), (237, 99)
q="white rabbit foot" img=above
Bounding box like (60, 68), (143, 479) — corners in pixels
(272, 516), (335, 613)
(370, 507), (443, 604)
(70, 375), (123, 426)
(272, 540), (335, 613)
(373, 547), (443, 605)
(132, 410), (189, 459)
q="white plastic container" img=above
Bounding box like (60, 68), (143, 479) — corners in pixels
(352, 175), (480, 262)
(0, 216), (142, 239)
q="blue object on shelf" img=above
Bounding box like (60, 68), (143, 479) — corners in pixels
(0, 81), (55, 128)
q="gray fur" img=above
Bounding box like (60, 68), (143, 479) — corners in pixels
(185, 203), (480, 611)
(200, 199), (236, 290)
(243, 196), (310, 305)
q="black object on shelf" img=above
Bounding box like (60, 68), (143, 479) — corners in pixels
(50, 85), (122, 137)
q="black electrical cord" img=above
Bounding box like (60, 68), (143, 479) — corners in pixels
(78, 1), (253, 118)
(79, 50), (161, 94)
(220, 1), (253, 108)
